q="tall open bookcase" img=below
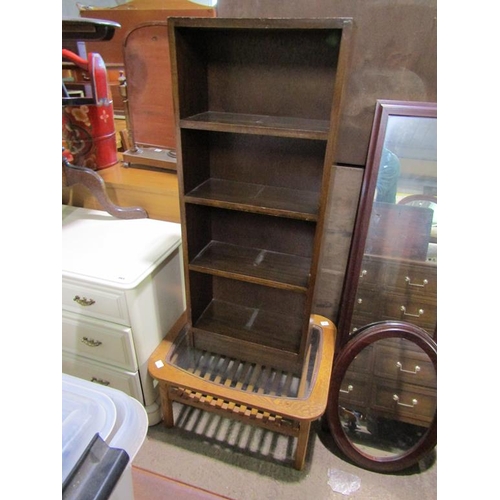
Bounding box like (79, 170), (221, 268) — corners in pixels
(169, 17), (352, 373)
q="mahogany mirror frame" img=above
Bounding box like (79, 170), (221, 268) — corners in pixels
(326, 320), (437, 473)
(336, 100), (438, 350)
(326, 100), (437, 472)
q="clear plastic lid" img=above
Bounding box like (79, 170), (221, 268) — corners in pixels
(62, 376), (117, 483)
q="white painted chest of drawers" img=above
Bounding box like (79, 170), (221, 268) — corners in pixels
(62, 206), (185, 425)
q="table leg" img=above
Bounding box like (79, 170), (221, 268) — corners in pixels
(294, 420), (312, 470)
(160, 383), (175, 427)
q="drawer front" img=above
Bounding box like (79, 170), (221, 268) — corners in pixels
(339, 372), (372, 408)
(347, 344), (374, 374)
(352, 289), (379, 317)
(62, 312), (137, 371)
(358, 258), (386, 287)
(62, 353), (144, 403)
(62, 280), (130, 325)
(350, 312), (376, 335)
(382, 293), (437, 330)
(371, 379), (436, 425)
(384, 261), (437, 298)
(373, 344), (436, 388)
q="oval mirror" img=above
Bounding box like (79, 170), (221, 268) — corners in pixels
(326, 321), (437, 472)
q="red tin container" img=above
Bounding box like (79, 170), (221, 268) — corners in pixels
(62, 50), (117, 170)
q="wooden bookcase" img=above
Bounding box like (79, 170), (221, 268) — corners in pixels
(169, 17), (352, 372)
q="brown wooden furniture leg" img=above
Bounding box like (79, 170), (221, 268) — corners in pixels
(294, 420), (311, 471)
(160, 383), (175, 428)
(62, 158), (148, 219)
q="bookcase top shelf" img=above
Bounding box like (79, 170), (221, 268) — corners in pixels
(180, 112), (331, 140)
(169, 17), (353, 29)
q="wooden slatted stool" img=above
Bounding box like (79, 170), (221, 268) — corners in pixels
(148, 314), (336, 470)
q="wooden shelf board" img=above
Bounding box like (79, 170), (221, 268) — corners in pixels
(190, 241), (311, 292)
(180, 112), (330, 140)
(185, 179), (319, 221)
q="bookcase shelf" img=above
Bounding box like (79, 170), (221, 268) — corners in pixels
(180, 111), (331, 140)
(170, 17), (352, 367)
(185, 179), (320, 221)
(190, 240), (312, 291)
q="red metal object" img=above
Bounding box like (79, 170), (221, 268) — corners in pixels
(62, 49), (117, 170)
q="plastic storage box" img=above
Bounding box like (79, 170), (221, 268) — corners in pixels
(62, 374), (148, 499)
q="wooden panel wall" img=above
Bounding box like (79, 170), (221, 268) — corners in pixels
(216, 0), (437, 167)
(314, 165), (363, 322)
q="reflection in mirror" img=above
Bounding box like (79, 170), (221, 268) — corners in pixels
(374, 114), (437, 255)
(337, 101), (437, 344)
(338, 337), (436, 460)
(327, 321), (437, 473)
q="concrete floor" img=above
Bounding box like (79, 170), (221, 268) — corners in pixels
(132, 402), (437, 499)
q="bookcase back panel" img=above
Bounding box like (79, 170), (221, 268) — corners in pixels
(179, 130), (329, 220)
(212, 132), (325, 191)
(189, 272), (306, 354)
(174, 26), (342, 120)
(185, 204), (316, 260)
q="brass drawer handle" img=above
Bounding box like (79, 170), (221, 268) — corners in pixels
(81, 337), (102, 347)
(91, 377), (110, 386)
(400, 305), (424, 318)
(405, 276), (428, 288)
(73, 295), (95, 307)
(396, 361), (420, 374)
(393, 394), (418, 408)
(340, 384), (354, 394)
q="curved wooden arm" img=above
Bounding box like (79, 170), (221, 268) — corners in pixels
(63, 158), (148, 219)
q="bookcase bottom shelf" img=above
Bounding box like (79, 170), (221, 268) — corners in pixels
(193, 299), (304, 362)
(148, 314), (336, 470)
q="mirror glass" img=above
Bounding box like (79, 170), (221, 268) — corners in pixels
(338, 336), (437, 459)
(372, 114), (437, 254)
(347, 103), (437, 340)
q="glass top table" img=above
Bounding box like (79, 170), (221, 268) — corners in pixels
(164, 323), (323, 400)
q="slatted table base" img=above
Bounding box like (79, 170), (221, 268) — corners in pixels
(149, 315), (335, 470)
(159, 383), (312, 470)
(167, 387), (296, 431)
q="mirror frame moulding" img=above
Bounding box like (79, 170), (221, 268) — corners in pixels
(326, 320), (437, 473)
(336, 100), (437, 350)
